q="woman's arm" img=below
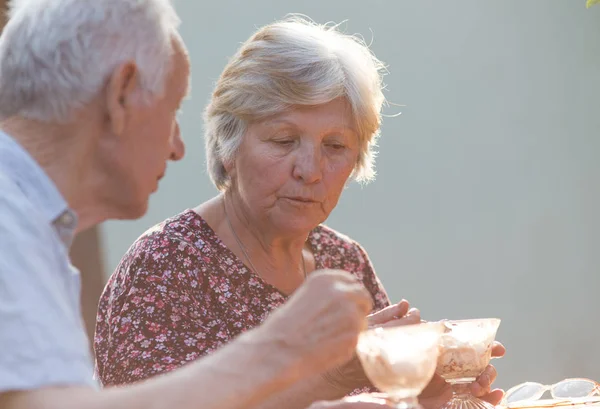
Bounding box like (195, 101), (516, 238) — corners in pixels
(94, 236), (219, 386)
(353, 242), (391, 312)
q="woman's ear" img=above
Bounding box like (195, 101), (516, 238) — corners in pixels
(223, 156), (235, 178)
(223, 160), (238, 192)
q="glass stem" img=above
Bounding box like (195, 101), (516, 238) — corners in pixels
(450, 382), (472, 398)
(392, 396), (420, 409)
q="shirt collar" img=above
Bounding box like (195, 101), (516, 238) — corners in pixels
(0, 130), (78, 246)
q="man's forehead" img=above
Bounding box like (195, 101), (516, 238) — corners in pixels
(178, 58), (191, 100)
(170, 37), (191, 99)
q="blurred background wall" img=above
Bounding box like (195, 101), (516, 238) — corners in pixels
(87, 0), (600, 389)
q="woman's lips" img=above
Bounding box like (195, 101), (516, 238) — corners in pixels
(287, 196), (318, 202)
(281, 197), (321, 206)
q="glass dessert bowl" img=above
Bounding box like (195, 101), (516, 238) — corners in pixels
(356, 323), (446, 409)
(435, 318), (501, 409)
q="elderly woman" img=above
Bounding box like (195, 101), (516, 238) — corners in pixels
(94, 16), (504, 409)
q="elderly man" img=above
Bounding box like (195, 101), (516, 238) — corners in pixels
(0, 1), (391, 409)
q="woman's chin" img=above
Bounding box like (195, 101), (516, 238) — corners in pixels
(271, 215), (323, 236)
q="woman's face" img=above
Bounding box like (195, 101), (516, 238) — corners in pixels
(227, 97), (360, 237)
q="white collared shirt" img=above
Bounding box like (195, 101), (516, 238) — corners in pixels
(0, 131), (96, 392)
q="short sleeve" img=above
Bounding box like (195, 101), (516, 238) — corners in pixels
(94, 235), (224, 386)
(0, 188), (95, 392)
(353, 242), (390, 313)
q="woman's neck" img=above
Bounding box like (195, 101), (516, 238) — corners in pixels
(226, 193), (306, 263)
(199, 193), (313, 295)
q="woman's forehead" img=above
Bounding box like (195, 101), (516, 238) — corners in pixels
(258, 100), (357, 132)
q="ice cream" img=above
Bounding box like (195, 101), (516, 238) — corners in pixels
(435, 321), (495, 381)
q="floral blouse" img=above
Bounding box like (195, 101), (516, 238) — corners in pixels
(94, 209), (390, 388)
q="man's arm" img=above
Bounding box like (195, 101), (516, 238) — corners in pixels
(0, 326), (300, 409)
(1, 266), (373, 409)
(0, 181), (373, 409)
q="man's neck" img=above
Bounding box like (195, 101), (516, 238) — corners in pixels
(0, 116), (108, 231)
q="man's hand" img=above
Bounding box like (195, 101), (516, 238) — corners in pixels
(261, 269), (373, 382)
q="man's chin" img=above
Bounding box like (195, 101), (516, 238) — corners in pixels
(115, 198), (150, 221)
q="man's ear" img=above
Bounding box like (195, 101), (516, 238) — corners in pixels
(105, 61), (139, 137)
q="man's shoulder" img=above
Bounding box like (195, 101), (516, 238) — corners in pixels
(0, 172), (95, 393)
(0, 171), (61, 279)
(0, 172), (49, 242)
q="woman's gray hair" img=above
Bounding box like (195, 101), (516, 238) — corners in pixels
(204, 15), (387, 191)
(0, 0), (180, 123)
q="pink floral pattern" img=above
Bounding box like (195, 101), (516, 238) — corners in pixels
(94, 209), (390, 388)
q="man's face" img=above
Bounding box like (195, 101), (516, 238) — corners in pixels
(102, 38), (190, 219)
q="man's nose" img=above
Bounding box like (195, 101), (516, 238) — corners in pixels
(170, 122), (185, 161)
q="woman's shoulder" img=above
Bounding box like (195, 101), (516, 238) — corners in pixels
(106, 209), (221, 293)
(310, 224), (370, 264)
(131, 208), (208, 246)
(312, 224), (356, 246)
(311, 225), (390, 311)
(121, 209), (217, 262)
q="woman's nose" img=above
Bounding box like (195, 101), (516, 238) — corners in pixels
(292, 143), (322, 184)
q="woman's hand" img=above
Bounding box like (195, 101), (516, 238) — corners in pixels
(322, 300), (421, 391)
(419, 342), (506, 409)
(367, 301), (421, 329)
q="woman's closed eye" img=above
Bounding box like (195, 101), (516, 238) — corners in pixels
(271, 137), (296, 147)
(324, 141), (347, 151)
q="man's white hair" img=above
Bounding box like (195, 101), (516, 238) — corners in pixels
(0, 0), (181, 122)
